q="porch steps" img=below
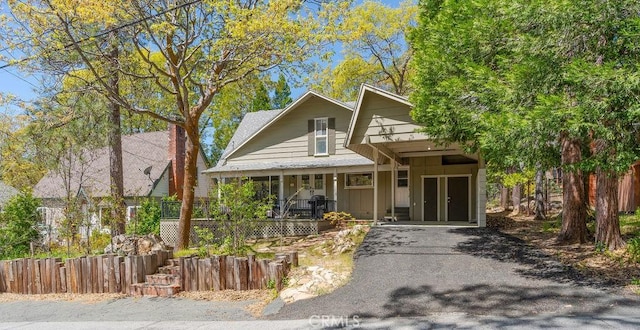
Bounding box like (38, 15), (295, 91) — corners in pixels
(131, 259), (182, 298)
(386, 207), (410, 221)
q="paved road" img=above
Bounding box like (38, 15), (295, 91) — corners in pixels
(269, 225), (640, 326)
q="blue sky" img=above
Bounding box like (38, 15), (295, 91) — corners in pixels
(0, 0), (409, 115)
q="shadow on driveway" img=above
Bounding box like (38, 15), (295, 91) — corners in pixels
(270, 226), (640, 322)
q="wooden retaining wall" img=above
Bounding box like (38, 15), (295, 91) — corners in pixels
(176, 251), (297, 292)
(0, 250), (298, 295)
(0, 250), (171, 295)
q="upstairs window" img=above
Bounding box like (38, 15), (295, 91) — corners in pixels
(315, 118), (328, 155)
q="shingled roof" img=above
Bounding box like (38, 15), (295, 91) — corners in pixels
(0, 180), (19, 207)
(34, 131), (172, 200)
(216, 109), (283, 166)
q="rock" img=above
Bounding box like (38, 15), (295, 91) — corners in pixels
(104, 234), (169, 256)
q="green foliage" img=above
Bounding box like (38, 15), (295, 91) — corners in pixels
(272, 73), (293, 109)
(266, 279), (276, 290)
(542, 219), (562, 233)
(627, 237), (640, 263)
(127, 198), (161, 235)
(89, 230), (111, 253)
(209, 179), (274, 256)
(0, 192), (42, 259)
(313, 0), (417, 100)
(595, 241), (607, 254)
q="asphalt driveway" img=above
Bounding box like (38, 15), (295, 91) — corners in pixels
(270, 226), (640, 322)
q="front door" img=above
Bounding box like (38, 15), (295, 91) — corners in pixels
(423, 177), (438, 221)
(447, 176), (469, 221)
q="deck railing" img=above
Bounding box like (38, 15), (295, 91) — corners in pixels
(160, 199), (336, 220)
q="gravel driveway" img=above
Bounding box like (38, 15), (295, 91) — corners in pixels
(270, 225), (640, 322)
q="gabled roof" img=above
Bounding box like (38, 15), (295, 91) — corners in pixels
(0, 180), (19, 207)
(34, 131), (172, 200)
(219, 90), (353, 163)
(345, 84), (412, 147)
(217, 109), (283, 166)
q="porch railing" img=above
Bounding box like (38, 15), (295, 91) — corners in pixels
(273, 199), (336, 219)
(160, 199), (336, 220)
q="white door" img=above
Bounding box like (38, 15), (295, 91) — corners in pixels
(395, 169), (410, 207)
(298, 174), (326, 200)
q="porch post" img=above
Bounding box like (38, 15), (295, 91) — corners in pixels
(477, 156), (487, 227)
(217, 175), (222, 199)
(279, 172), (285, 217)
(391, 162), (396, 221)
(373, 148), (379, 224)
(333, 168), (338, 212)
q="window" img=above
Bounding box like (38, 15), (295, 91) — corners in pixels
(397, 170), (408, 187)
(315, 118), (328, 155)
(301, 174), (324, 189)
(345, 173), (374, 188)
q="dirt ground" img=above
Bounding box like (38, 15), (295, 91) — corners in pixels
(486, 210), (640, 295)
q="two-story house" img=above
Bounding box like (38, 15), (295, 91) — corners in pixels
(205, 85), (487, 226)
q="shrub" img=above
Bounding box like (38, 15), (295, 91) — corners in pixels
(0, 192), (42, 259)
(627, 237), (640, 263)
(323, 211), (355, 227)
(127, 198), (161, 235)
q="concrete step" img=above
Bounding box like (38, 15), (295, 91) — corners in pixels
(146, 274), (180, 286)
(131, 283), (181, 298)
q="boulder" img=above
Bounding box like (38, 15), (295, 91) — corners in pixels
(104, 233), (170, 256)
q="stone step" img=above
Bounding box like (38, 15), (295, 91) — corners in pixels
(131, 283), (181, 298)
(146, 274), (180, 286)
(166, 259), (180, 267)
(157, 265), (180, 275)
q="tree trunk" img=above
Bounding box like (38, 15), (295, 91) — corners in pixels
(557, 135), (588, 244)
(176, 126), (199, 250)
(534, 169), (546, 220)
(500, 185), (509, 210)
(592, 138), (626, 251)
(107, 37), (126, 236)
(511, 184), (523, 215)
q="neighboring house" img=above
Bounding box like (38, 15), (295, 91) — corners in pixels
(205, 84), (487, 226)
(33, 124), (211, 240)
(0, 180), (19, 212)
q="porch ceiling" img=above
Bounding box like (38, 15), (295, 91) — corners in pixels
(366, 139), (477, 164)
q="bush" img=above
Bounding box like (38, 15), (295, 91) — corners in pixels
(127, 198), (161, 235)
(0, 192), (42, 259)
(323, 211), (355, 227)
(627, 237), (640, 263)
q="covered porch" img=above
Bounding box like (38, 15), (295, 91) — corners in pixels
(344, 84), (487, 226)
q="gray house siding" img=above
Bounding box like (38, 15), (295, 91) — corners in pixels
(350, 92), (427, 145)
(225, 96), (354, 165)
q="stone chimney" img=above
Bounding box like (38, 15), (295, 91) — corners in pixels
(168, 123), (185, 200)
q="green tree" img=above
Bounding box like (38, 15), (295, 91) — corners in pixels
(207, 75), (278, 164)
(209, 179), (273, 256)
(3, 0), (343, 249)
(128, 198), (161, 235)
(411, 0), (640, 250)
(273, 73), (293, 109)
(314, 0), (417, 101)
(0, 192), (42, 259)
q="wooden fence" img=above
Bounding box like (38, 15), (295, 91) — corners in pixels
(0, 250), (171, 295)
(0, 250), (297, 296)
(175, 251), (297, 292)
